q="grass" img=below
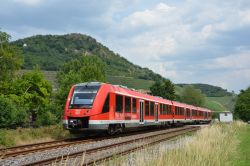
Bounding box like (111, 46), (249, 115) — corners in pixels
(0, 125), (70, 148)
(208, 96), (236, 112)
(233, 124), (250, 166)
(100, 122), (245, 166)
(204, 98), (227, 112)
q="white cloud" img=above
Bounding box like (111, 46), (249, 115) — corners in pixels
(121, 3), (177, 28)
(239, 10), (250, 25)
(204, 51), (250, 70)
(13, 0), (42, 6)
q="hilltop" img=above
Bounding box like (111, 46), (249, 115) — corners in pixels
(12, 33), (163, 82)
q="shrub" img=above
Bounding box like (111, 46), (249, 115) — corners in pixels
(36, 111), (57, 126)
(0, 95), (17, 128)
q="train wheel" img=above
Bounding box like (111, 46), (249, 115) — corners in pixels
(108, 124), (115, 135)
(108, 124), (123, 135)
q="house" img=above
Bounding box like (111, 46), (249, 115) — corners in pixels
(219, 111), (233, 122)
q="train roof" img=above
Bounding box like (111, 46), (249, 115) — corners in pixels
(74, 82), (212, 112)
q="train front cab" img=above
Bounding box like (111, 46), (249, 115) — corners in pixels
(63, 82), (111, 132)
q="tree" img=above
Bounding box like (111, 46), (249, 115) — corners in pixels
(0, 95), (27, 128)
(180, 85), (205, 106)
(150, 79), (175, 100)
(13, 67), (52, 124)
(56, 55), (106, 112)
(234, 87), (250, 121)
(0, 31), (22, 82)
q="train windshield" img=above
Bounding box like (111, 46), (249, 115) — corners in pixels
(69, 85), (101, 109)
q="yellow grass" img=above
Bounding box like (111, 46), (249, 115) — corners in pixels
(0, 125), (70, 148)
(101, 122), (246, 166)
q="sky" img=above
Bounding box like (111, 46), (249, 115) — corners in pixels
(1, 0), (250, 93)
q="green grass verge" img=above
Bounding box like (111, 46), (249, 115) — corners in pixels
(233, 125), (250, 166)
(0, 125), (69, 148)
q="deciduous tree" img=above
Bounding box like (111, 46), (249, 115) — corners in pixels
(150, 79), (175, 100)
(0, 31), (22, 82)
(56, 55), (106, 111)
(180, 85), (205, 106)
(234, 87), (250, 121)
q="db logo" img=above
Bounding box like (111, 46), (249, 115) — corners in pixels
(75, 110), (80, 115)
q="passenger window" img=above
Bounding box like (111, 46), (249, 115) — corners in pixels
(169, 105), (172, 115)
(150, 102), (155, 116)
(132, 98), (137, 113)
(102, 94), (109, 113)
(163, 105), (166, 115)
(160, 104), (163, 115)
(115, 95), (123, 112)
(125, 96), (131, 113)
(145, 101), (149, 116)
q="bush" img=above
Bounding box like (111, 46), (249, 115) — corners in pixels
(36, 111), (57, 126)
(0, 95), (28, 128)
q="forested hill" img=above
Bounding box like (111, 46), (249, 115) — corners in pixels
(12, 33), (163, 81)
(176, 83), (233, 97)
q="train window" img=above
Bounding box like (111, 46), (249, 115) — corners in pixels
(186, 108), (190, 117)
(163, 104), (166, 115)
(125, 96), (131, 113)
(145, 101), (149, 116)
(132, 98), (137, 113)
(192, 109), (195, 116)
(150, 102), (155, 116)
(102, 94), (109, 113)
(175, 107), (178, 115)
(160, 104), (163, 115)
(115, 95), (123, 113)
(167, 105), (170, 115)
(181, 107), (184, 115)
(69, 84), (101, 109)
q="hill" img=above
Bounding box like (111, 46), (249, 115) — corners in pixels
(176, 83), (233, 97)
(12, 33), (163, 82)
(13, 33), (235, 113)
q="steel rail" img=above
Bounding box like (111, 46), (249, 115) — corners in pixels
(25, 126), (200, 166)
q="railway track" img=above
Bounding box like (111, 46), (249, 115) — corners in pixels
(0, 127), (167, 159)
(23, 126), (200, 166)
(0, 137), (95, 159)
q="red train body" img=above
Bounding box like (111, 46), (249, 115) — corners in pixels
(63, 82), (212, 134)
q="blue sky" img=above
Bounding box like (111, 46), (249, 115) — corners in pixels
(1, 0), (250, 92)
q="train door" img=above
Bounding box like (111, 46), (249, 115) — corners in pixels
(155, 103), (159, 122)
(139, 100), (144, 123)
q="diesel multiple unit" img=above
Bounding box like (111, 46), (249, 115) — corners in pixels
(63, 82), (212, 134)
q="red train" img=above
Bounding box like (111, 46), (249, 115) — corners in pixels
(63, 82), (212, 134)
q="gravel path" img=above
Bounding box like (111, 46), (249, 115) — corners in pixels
(0, 126), (194, 166)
